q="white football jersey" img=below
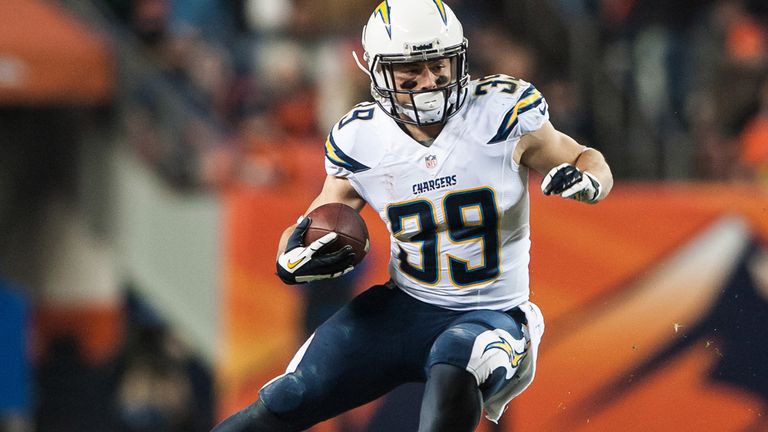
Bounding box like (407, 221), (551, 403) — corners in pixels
(325, 75), (549, 311)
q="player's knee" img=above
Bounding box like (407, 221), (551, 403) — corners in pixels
(429, 324), (527, 396)
(259, 374), (308, 418)
(428, 323), (484, 377)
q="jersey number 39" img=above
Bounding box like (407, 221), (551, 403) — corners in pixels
(387, 188), (499, 287)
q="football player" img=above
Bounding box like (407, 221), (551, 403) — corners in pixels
(212, 0), (613, 431)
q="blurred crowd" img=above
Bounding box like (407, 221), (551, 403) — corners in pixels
(1, 280), (214, 432)
(100, 0), (768, 189)
(33, 289), (213, 432)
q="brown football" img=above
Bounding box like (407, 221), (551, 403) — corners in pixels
(304, 203), (369, 265)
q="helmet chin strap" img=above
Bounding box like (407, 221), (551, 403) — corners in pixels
(352, 51), (371, 77)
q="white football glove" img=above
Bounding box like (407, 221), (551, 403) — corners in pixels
(541, 163), (602, 203)
(276, 216), (355, 284)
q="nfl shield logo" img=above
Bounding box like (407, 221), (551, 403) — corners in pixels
(425, 154), (438, 168)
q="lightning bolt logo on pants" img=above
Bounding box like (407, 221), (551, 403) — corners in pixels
(484, 336), (527, 368)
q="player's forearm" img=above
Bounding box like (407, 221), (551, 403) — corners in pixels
(575, 148), (613, 201)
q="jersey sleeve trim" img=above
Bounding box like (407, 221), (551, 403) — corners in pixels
(486, 86), (544, 144)
(324, 130), (371, 174)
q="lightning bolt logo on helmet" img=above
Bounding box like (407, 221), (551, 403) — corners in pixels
(373, 1), (392, 38)
(432, 0), (447, 24)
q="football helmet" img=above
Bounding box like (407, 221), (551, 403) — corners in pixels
(356, 0), (469, 126)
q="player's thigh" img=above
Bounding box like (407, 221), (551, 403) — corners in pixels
(426, 308), (528, 399)
(259, 284), (418, 426)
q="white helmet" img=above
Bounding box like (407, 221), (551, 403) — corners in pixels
(356, 0), (469, 126)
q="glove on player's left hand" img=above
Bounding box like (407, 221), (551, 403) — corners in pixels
(541, 163), (602, 203)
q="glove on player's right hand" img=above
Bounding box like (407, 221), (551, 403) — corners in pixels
(276, 217), (355, 284)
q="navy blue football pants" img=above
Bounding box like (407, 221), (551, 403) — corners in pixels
(258, 282), (527, 429)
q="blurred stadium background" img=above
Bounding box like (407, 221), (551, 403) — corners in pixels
(1, 0), (767, 431)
